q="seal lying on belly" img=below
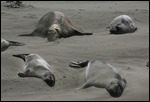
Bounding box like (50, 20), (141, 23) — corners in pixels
(1, 38), (25, 52)
(69, 60), (127, 97)
(107, 15), (137, 34)
(19, 11), (93, 41)
(13, 53), (55, 87)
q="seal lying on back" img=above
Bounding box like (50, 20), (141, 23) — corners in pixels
(1, 38), (25, 52)
(19, 11), (93, 41)
(13, 53), (55, 87)
(69, 60), (127, 97)
(107, 15), (137, 34)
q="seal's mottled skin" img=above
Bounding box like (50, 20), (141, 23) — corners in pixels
(69, 60), (127, 97)
(13, 53), (55, 87)
(19, 11), (92, 41)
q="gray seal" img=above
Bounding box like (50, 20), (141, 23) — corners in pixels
(13, 53), (55, 87)
(1, 38), (25, 52)
(19, 11), (93, 41)
(69, 60), (127, 97)
(107, 15), (137, 34)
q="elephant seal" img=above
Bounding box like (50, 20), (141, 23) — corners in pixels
(19, 11), (93, 41)
(69, 60), (127, 97)
(13, 53), (55, 87)
(1, 38), (25, 52)
(107, 15), (137, 34)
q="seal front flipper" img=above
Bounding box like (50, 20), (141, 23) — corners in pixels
(76, 81), (92, 90)
(18, 69), (31, 77)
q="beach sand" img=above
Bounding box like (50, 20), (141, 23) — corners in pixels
(1, 1), (149, 101)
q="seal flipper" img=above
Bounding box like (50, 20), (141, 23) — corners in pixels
(73, 30), (93, 36)
(18, 33), (33, 36)
(18, 30), (35, 36)
(76, 81), (92, 90)
(69, 60), (89, 68)
(81, 32), (93, 35)
(18, 70), (31, 77)
(13, 54), (29, 61)
(8, 41), (25, 46)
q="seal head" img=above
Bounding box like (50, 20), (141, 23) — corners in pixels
(42, 72), (55, 87)
(106, 81), (124, 97)
(106, 78), (127, 97)
(46, 24), (61, 41)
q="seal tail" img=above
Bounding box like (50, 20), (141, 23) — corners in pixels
(12, 54), (29, 61)
(8, 41), (26, 46)
(69, 60), (89, 68)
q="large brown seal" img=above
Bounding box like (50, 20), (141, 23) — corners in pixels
(13, 53), (55, 87)
(19, 11), (93, 41)
(69, 60), (127, 97)
(1, 38), (25, 52)
(107, 15), (137, 34)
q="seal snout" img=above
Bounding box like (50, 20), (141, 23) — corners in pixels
(43, 74), (55, 87)
(47, 29), (59, 42)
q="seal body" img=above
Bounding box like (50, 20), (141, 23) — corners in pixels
(1, 38), (25, 52)
(13, 53), (55, 87)
(107, 15), (137, 34)
(19, 11), (92, 41)
(69, 60), (127, 97)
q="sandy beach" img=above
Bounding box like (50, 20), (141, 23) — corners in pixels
(1, 1), (149, 101)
